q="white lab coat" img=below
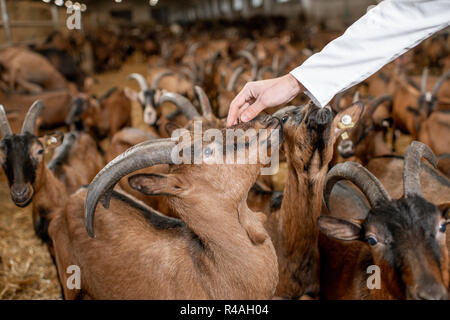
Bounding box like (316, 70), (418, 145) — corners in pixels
(290, 0), (450, 108)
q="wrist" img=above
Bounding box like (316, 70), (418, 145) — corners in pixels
(286, 73), (304, 97)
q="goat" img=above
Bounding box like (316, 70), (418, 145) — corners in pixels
(319, 142), (449, 299)
(0, 100), (103, 242)
(106, 127), (172, 216)
(0, 89), (72, 134)
(333, 96), (393, 165)
(392, 69), (450, 139)
(0, 47), (68, 94)
(66, 87), (132, 140)
(49, 114), (282, 299)
(264, 101), (364, 299)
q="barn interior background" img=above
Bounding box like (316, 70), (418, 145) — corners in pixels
(0, 0), (448, 300)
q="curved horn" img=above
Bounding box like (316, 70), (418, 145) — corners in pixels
(272, 53), (280, 76)
(331, 91), (345, 113)
(21, 100), (44, 135)
(431, 70), (450, 97)
(272, 105), (300, 119)
(127, 73), (148, 91)
(420, 67), (429, 94)
(194, 86), (213, 117)
(227, 66), (245, 92)
(158, 92), (200, 120)
(352, 91), (360, 103)
(151, 71), (174, 90)
(367, 95), (393, 115)
(324, 162), (391, 210)
(85, 138), (177, 237)
(238, 50), (258, 81)
(187, 42), (201, 56)
(403, 141), (437, 198)
(179, 66), (196, 83)
(0, 105), (12, 138)
(257, 66), (273, 81)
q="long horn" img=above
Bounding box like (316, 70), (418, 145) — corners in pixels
(257, 66), (273, 81)
(21, 100), (44, 135)
(367, 95), (393, 115)
(0, 105), (12, 138)
(194, 86), (213, 117)
(352, 91), (360, 103)
(227, 66), (245, 92)
(331, 91), (345, 113)
(431, 70), (450, 97)
(238, 50), (258, 81)
(187, 42), (201, 56)
(158, 92), (200, 120)
(272, 105), (300, 119)
(420, 67), (429, 94)
(85, 138), (177, 237)
(403, 141), (437, 198)
(151, 71), (174, 90)
(127, 73), (148, 91)
(324, 162), (391, 210)
(272, 53), (280, 76)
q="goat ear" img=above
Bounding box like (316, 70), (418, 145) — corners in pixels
(128, 173), (185, 196)
(165, 122), (182, 136)
(331, 102), (364, 143)
(237, 202), (268, 245)
(317, 216), (362, 241)
(124, 87), (139, 102)
(40, 131), (64, 150)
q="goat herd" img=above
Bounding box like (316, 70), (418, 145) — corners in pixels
(0, 23), (449, 300)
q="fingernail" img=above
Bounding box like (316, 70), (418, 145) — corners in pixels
(241, 114), (248, 122)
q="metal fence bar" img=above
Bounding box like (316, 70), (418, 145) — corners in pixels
(50, 5), (59, 29)
(0, 21), (55, 27)
(0, 0), (11, 45)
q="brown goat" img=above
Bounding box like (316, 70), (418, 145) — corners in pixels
(0, 47), (68, 94)
(265, 102), (363, 299)
(333, 96), (393, 165)
(66, 87), (132, 140)
(319, 142), (449, 300)
(49, 114), (282, 299)
(0, 89), (72, 134)
(0, 101), (103, 242)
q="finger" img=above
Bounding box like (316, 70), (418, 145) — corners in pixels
(227, 87), (251, 127)
(240, 99), (266, 122)
(238, 102), (250, 121)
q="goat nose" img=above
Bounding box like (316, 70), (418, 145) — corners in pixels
(417, 284), (448, 300)
(11, 184), (28, 197)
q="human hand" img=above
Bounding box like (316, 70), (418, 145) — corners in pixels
(226, 74), (304, 127)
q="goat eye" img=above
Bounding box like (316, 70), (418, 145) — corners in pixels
(367, 236), (378, 246)
(281, 115), (288, 123)
(439, 224), (446, 233)
(204, 147), (213, 156)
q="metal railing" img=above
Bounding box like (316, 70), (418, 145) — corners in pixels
(0, 0), (59, 48)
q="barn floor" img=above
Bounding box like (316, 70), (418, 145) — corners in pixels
(0, 53), (413, 300)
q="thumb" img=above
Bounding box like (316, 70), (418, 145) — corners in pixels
(240, 99), (265, 122)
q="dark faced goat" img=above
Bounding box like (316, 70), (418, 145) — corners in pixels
(0, 101), (103, 242)
(319, 142), (449, 300)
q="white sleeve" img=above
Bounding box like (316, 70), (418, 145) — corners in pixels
(290, 0), (450, 108)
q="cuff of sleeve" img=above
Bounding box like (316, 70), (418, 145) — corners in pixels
(290, 68), (332, 108)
